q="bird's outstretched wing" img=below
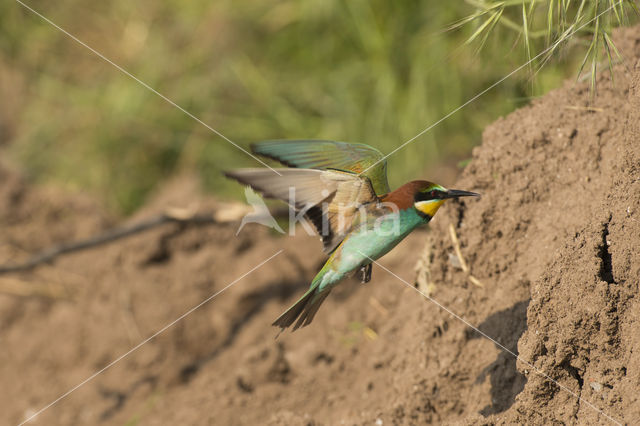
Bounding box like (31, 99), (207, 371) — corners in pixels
(251, 140), (390, 195)
(224, 168), (378, 253)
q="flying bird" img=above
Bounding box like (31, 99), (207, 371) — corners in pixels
(225, 140), (478, 332)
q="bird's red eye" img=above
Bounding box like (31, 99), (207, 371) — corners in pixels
(430, 190), (437, 198)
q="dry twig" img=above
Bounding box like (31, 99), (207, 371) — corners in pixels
(448, 223), (484, 288)
(0, 205), (288, 275)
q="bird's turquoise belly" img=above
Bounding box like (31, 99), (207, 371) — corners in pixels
(336, 211), (425, 274)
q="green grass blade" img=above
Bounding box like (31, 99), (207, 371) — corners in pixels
(522, 3), (532, 71)
(465, 9), (502, 46)
(548, 0), (556, 44)
(602, 29), (615, 84)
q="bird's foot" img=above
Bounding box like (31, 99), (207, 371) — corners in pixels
(359, 264), (372, 283)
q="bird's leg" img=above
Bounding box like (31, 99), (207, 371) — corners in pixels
(359, 264), (372, 283)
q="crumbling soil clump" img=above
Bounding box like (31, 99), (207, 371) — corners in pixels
(1, 26), (639, 426)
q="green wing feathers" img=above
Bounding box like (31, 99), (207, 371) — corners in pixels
(252, 140), (390, 195)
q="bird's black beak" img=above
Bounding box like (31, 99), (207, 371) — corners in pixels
(443, 189), (480, 199)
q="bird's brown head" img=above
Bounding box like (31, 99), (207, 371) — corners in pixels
(383, 180), (479, 219)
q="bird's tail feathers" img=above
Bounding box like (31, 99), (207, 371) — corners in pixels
(273, 282), (331, 333)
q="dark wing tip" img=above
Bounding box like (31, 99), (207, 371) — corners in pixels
(248, 142), (260, 154)
(223, 170), (248, 185)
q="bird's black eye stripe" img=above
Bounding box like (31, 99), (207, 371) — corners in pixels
(415, 189), (443, 202)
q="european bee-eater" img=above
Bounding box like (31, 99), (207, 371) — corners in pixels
(225, 140), (478, 332)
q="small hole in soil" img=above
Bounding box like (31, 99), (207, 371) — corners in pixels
(562, 362), (584, 388)
(598, 220), (615, 284)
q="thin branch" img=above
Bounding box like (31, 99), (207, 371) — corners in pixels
(0, 213), (209, 274)
(0, 206), (288, 275)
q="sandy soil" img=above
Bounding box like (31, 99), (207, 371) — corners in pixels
(1, 26), (639, 426)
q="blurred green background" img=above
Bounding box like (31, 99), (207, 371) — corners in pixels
(0, 0), (628, 214)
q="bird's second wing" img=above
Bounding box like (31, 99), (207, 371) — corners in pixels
(224, 168), (378, 252)
(251, 140), (390, 195)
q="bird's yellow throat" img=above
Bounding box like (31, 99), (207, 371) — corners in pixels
(414, 199), (445, 218)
